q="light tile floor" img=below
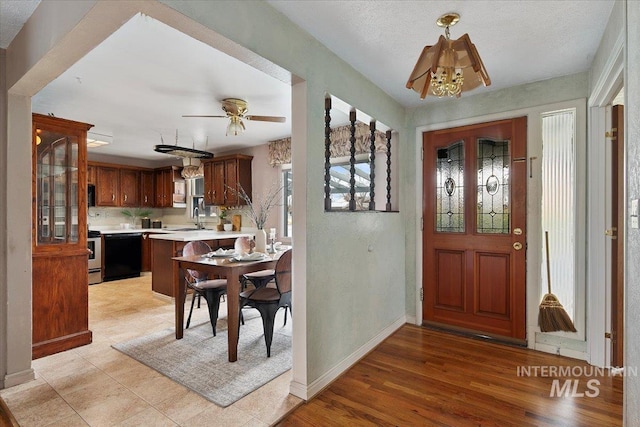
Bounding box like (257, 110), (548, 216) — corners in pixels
(1, 274), (302, 426)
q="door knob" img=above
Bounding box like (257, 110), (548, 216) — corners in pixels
(513, 242), (523, 250)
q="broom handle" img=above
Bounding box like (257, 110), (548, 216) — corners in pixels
(545, 231), (552, 294)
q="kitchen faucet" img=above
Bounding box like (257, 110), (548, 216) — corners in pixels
(193, 205), (203, 229)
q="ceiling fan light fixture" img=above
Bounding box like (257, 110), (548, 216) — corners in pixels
(406, 13), (491, 99)
(183, 98), (285, 135)
(226, 115), (245, 136)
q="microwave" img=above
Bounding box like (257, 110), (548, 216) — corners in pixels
(88, 184), (96, 207)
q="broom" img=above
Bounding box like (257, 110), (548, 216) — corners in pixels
(538, 231), (577, 332)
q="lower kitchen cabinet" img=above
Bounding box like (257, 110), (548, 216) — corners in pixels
(151, 238), (235, 297)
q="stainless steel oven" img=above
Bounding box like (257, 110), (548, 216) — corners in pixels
(88, 231), (102, 284)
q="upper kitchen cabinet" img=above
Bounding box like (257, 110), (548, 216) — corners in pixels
(87, 163), (96, 185)
(155, 166), (185, 208)
(141, 170), (155, 207)
(203, 154), (252, 206)
(96, 166), (119, 206)
(119, 168), (140, 207)
(155, 167), (172, 207)
(32, 113), (93, 358)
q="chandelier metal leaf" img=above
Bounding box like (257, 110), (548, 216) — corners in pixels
(406, 13), (491, 99)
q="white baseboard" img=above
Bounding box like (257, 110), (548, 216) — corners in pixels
(535, 342), (588, 361)
(289, 379), (308, 400)
(3, 368), (35, 388)
(293, 316), (407, 401)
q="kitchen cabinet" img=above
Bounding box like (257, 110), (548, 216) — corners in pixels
(203, 154), (252, 206)
(155, 167), (173, 207)
(119, 168), (140, 207)
(91, 162), (154, 207)
(141, 232), (153, 272)
(141, 170), (155, 207)
(150, 236), (239, 297)
(87, 164), (96, 185)
(32, 113), (93, 359)
(96, 166), (119, 206)
(155, 166), (185, 208)
(203, 160), (225, 205)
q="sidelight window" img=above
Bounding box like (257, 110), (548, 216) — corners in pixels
(541, 108), (577, 322)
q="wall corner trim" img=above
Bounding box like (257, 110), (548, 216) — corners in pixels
(294, 316), (407, 401)
(3, 368), (35, 389)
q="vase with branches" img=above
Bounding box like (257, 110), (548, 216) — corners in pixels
(229, 181), (283, 252)
(230, 181), (283, 230)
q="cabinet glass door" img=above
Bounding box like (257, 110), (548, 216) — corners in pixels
(36, 130), (79, 245)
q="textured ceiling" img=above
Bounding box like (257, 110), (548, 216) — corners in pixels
(30, 14), (292, 161)
(267, 0), (615, 108)
(1, 0), (615, 161)
(0, 0), (40, 48)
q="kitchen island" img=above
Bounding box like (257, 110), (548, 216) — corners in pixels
(149, 230), (253, 297)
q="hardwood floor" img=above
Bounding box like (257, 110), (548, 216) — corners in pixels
(279, 325), (623, 426)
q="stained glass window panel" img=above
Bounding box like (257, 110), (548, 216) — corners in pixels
(436, 140), (464, 233)
(476, 138), (510, 234)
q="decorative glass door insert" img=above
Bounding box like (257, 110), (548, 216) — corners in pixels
(435, 140), (464, 232)
(476, 138), (510, 234)
(36, 131), (79, 245)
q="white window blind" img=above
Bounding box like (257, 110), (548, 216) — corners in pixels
(541, 108), (577, 321)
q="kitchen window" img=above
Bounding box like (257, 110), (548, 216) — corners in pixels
(283, 169), (293, 237)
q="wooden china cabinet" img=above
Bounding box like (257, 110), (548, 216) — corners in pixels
(32, 113), (93, 359)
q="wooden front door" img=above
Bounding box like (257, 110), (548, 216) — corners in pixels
(610, 104), (624, 367)
(422, 117), (527, 341)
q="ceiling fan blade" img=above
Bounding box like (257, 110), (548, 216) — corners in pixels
(182, 115), (228, 118)
(244, 115), (286, 123)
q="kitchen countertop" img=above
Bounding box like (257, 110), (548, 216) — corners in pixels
(148, 230), (254, 242)
(92, 228), (174, 235)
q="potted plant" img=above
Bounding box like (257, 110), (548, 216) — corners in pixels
(215, 206), (228, 231)
(121, 208), (152, 228)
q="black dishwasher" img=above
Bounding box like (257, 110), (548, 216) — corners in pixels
(103, 233), (142, 281)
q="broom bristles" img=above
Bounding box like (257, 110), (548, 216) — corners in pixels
(538, 293), (577, 332)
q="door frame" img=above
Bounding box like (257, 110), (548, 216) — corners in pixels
(415, 99), (587, 354)
(586, 34), (624, 368)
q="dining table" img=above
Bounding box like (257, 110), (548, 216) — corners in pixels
(172, 252), (279, 362)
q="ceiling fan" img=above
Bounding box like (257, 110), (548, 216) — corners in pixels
(182, 98), (286, 136)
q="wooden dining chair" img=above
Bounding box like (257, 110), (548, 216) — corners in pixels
(182, 241), (227, 336)
(239, 249), (292, 357)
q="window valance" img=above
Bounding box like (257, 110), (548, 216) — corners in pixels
(268, 122), (388, 166)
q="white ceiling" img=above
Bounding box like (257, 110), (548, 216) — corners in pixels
(1, 0), (615, 162)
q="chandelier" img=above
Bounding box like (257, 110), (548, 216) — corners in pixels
(406, 13), (491, 99)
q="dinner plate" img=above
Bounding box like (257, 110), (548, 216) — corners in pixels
(205, 250), (237, 258)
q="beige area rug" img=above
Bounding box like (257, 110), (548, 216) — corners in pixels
(113, 309), (291, 407)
